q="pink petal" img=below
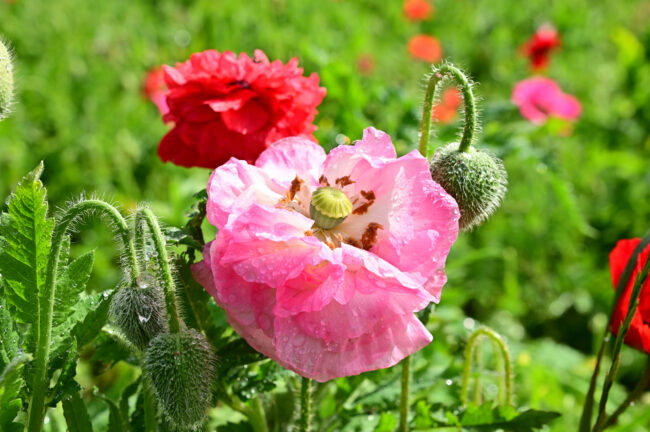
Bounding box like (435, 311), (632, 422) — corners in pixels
(256, 136), (327, 188)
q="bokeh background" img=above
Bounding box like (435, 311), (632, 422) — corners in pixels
(1, 0), (650, 430)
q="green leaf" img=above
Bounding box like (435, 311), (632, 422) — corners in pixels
(98, 394), (126, 432)
(458, 403), (561, 431)
(54, 249), (95, 326)
(62, 391), (94, 432)
(73, 290), (115, 348)
(120, 377), (140, 429)
(0, 353), (30, 431)
(0, 162), (54, 324)
(0, 291), (19, 370)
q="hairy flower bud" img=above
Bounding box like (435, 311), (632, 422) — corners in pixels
(0, 38), (14, 120)
(430, 142), (507, 230)
(109, 274), (168, 350)
(143, 329), (215, 428)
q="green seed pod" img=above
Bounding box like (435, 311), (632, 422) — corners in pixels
(430, 142), (507, 231)
(310, 186), (353, 229)
(0, 38), (14, 120)
(109, 274), (168, 350)
(143, 329), (215, 429)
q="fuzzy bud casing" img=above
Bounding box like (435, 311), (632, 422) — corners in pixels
(430, 142), (507, 230)
(109, 274), (168, 350)
(143, 329), (215, 429)
(0, 39), (14, 120)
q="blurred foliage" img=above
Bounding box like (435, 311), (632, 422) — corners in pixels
(1, 0), (650, 430)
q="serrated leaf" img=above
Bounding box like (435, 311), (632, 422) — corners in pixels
(54, 250), (95, 326)
(62, 391), (93, 432)
(72, 290), (114, 348)
(0, 353), (31, 430)
(0, 291), (19, 370)
(48, 339), (80, 407)
(459, 403), (560, 431)
(0, 162), (54, 324)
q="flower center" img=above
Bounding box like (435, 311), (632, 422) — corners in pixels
(309, 187), (353, 229)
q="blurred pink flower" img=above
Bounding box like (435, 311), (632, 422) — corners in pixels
(192, 127), (460, 381)
(142, 67), (169, 115)
(511, 77), (581, 125)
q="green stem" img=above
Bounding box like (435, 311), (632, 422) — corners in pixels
(143, 379), (158, 432)
(299, 376), (312, 432)
(26, 200), (138, 432)
(593, 256), (650, 431)
(135, 208), (182, 333)
(461, 327), (513, 407)
(418, 63), (478, 159)
(579, 232), (650, 432)
(602, 358), (650, 429)
(473, 343), (483, 405)
(248, 396), (270, 432)
(399, 356), (411, 432)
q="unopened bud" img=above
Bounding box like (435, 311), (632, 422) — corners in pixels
(0, 38), (14, 120)
(143, 329), (215, 428)
(109, 274), (168, 350)
(430, 142), (507, 230)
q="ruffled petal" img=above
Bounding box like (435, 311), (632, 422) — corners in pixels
(256, 136), (327, 188)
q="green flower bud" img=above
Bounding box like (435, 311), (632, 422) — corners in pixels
(109, 274), (168, 350)
(0, 38), (14, 120)
(144, 329), (215, 429)
(430, 142), (507, 231)
(310, 186), (353, 229)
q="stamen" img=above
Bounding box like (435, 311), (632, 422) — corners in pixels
(361, 223), (384, 250)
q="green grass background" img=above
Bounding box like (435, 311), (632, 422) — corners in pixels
(2, 0), (650, 430)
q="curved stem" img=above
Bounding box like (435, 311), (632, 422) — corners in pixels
(593, 256), (650, 431)
(603, 358), (650, 429)
(135, 208), (182, 333)
(299, 377), (312, 432)
(398, 356), (411, 432)
(461, 327), (513, 407)
(27, 200), (138, 432)
(418, 63), (478, 159)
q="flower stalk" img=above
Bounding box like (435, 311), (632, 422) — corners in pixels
(27, 200), (138, 432)
(299, 377), (312, 432)
(398, 355), (412, 432)
(418, 63), (478, 159)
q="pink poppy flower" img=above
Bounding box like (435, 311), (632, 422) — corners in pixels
(511, 77), (581, 125)
(142, 67), (169, 116)
(192, 127), (460, 381)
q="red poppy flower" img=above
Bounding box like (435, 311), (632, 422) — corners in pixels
(610, 238), (650, 353)
(408, 35), (443, 63)
(404, 0), (434, 22)
(158, 50), (326, 169)
(142, 67), (169, 116)
(432, 88), (462, 123)
(520, 24), (561, 70)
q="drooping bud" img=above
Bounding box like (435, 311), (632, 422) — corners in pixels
(310, 186), (353, 229)
(429, 142), (507, 231)
(0, 38), (14, 120)
(143, 329), (215, 428)
(109, 274), (168, 350)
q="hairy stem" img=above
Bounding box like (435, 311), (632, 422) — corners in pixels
(418, 63), (478, 159)
(27, 200), (138, 432)
(135, 208), (182, 333)
(593, 255), (650, 431)
(143, 379), (158, 432)
(299, 376), (312, 432)
(603, 358), (650, 429)
(399, 356), (411, 432)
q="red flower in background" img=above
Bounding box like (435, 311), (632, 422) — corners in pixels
(408, 35), (443, 63)
(404, 0), (434, 21)
(432, 88), (462, 123)
(142, 67), (169, 116)
(521, 24), (561, 70)
(610, 239), (650, 353)
(356, 54), (376, 76)
(511, 77), (581, 125)
(158, 50), (326, 169)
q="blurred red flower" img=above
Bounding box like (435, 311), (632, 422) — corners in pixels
(158, 50), (326, 169)
(520, 24), (561, 70)
(511, 76), (581, 125)
(432, 88), (462, 123)
(610, 239), (650, 353)
(408, 35), (443, 63)
(404, 0), (434, 21)
(356, 53), (376, 76)
(142, 67), (169, 116)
